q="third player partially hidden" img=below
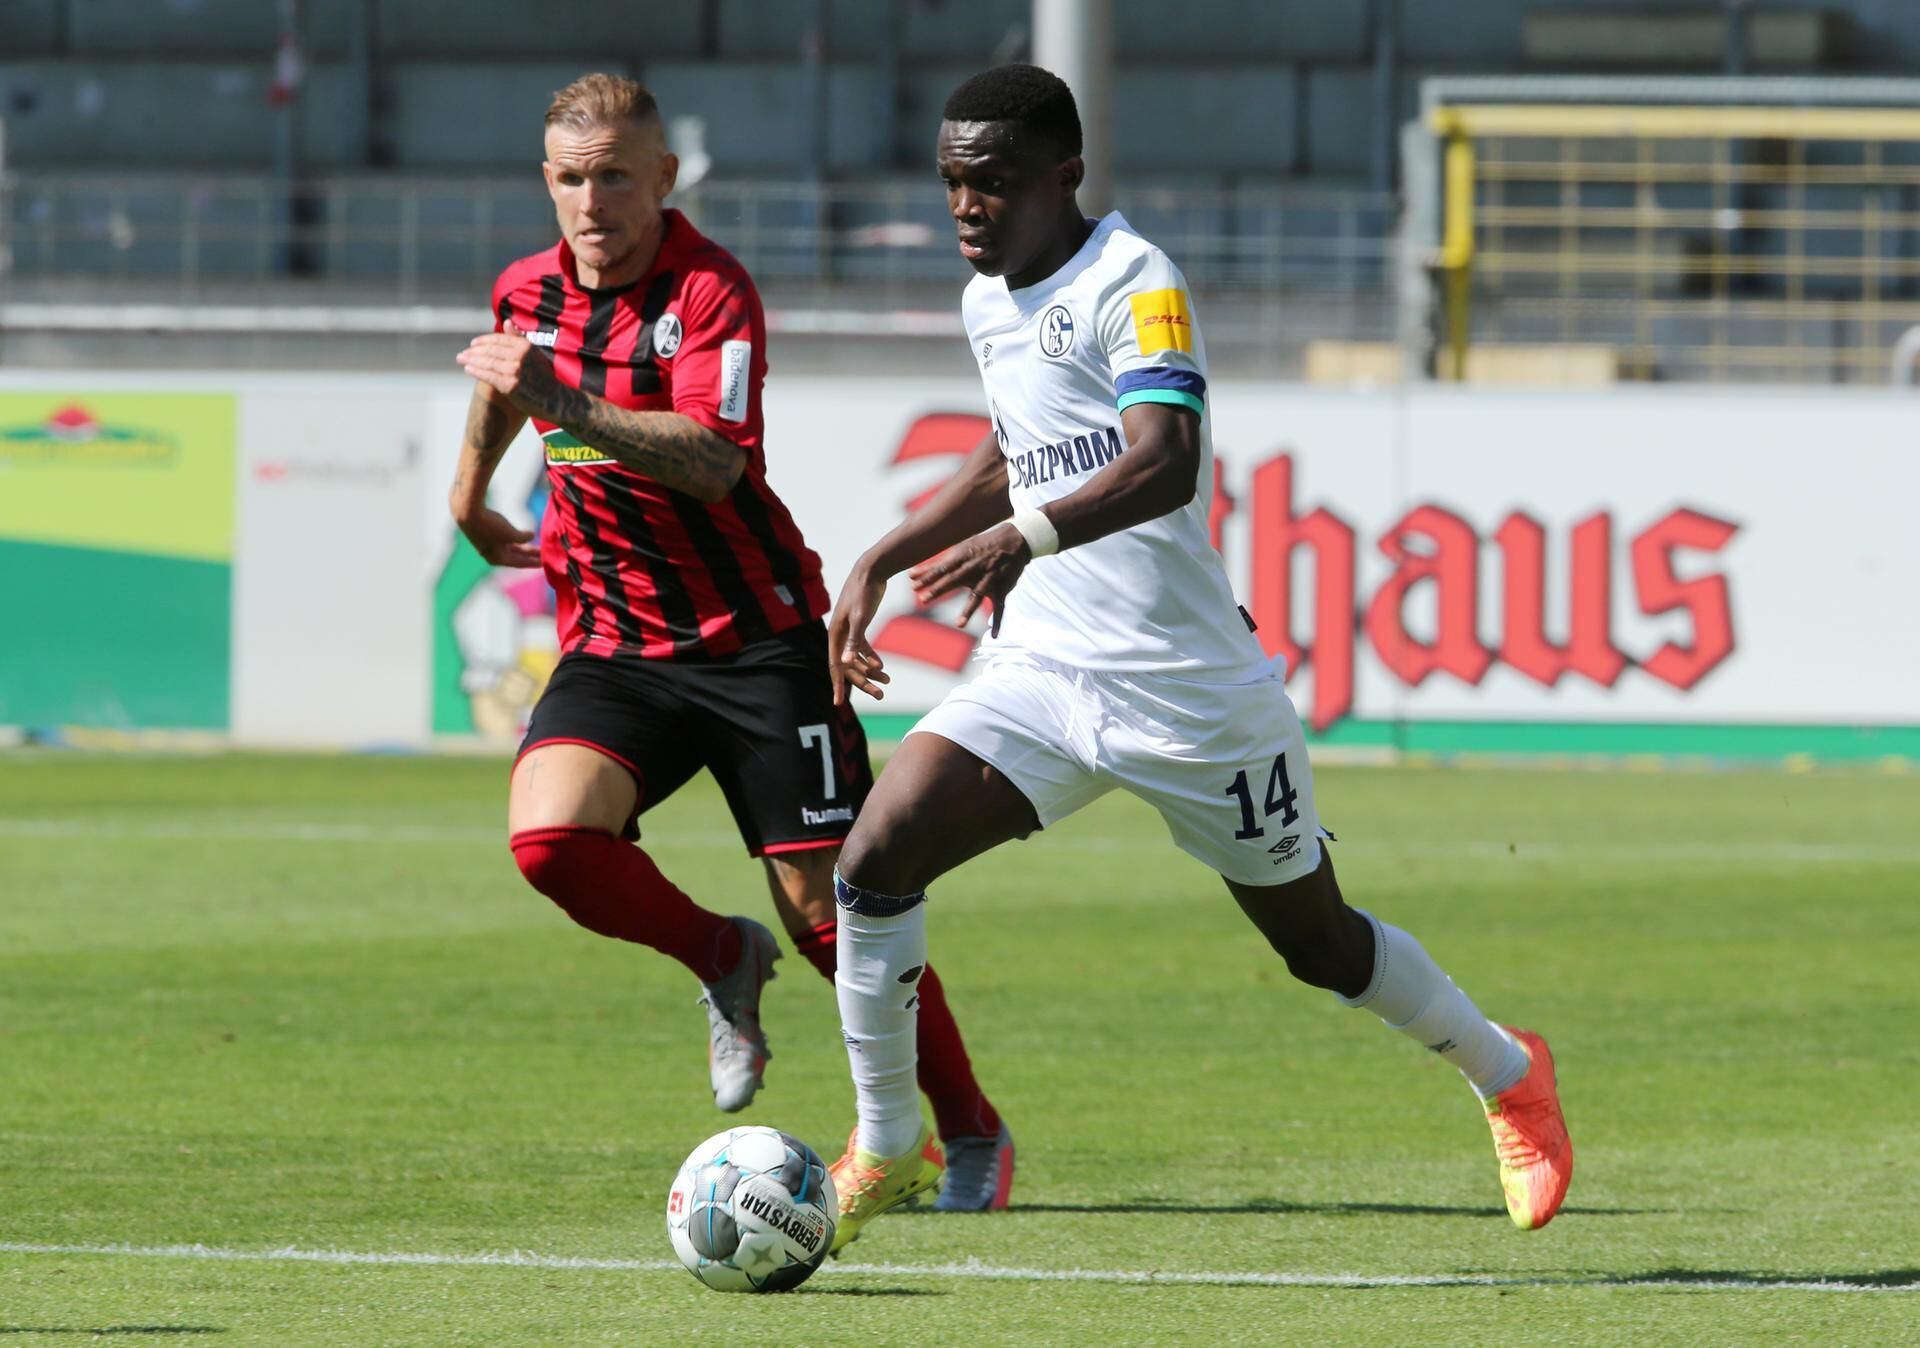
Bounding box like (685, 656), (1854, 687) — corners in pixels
(822, 64), (1573, 1252)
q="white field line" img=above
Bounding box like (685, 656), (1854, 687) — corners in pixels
(0, 818), (503, 844)
(1452, 841), (1920, 864)
(0, 1242), (1913, 1293)
(2, 816), (1917, 865)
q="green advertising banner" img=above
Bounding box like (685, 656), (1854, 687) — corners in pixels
(0, 394), (236, 730)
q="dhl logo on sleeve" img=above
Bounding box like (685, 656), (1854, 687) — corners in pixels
(1128, 288), (1194, 355)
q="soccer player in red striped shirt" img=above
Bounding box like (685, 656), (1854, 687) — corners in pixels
(451, 74), (1011, 1208)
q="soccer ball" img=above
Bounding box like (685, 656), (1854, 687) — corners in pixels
(666, 1126), (837, 1293)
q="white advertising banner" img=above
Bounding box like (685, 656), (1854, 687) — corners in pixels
(767, 380), (1918, 750)
(4, 371), (1913, 757)
(233, 384), (435, 746)
(1208, 386), (1913, 734)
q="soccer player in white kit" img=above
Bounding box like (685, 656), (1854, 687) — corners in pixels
(822, 64), (1573, 1252)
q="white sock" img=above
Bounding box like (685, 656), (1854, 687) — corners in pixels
(1337, 911), (1529, 1100)
(834, 873), (927, 1157)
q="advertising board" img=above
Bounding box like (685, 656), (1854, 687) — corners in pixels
(0, 392), (234, 730)
(2, 373), (1910, 761)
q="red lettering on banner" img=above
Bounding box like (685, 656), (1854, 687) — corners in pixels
(1495, 511), (1628, 688)
(1632, 508), (1739, 690)
(1364, 504), (1495, 688)
(872, 412), (994, 673)
(869, 613), (978, 673)
(1208, 455), (1236, 553)
(891, 412), (992, 463)
(869, 427), (1741, 721)
(1248, 455), (1356, 732)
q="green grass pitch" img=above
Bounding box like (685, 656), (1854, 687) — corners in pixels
(1, 751), (1916, 1344)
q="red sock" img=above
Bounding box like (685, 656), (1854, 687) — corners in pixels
(794, 920), (1001, 1141)
(511, 827), (741, 982)
(792, 920), (840, 981)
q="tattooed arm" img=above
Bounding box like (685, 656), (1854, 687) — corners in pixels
(448, 383), (540, 567)
(456, 324), (747, 503)
(537, 381), (748, 503)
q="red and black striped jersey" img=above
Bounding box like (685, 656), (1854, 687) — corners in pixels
(491, 210), (830, 661)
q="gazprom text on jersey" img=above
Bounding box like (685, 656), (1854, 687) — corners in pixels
(1007, 424), (1124, 490)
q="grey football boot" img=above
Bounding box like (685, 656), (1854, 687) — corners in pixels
(697, 917), (782, 1112)
(932, 1121), (1015, 1211)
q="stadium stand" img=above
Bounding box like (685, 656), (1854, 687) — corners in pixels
(6, 0), (1920, 377)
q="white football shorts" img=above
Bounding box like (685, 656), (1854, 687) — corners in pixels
(909, 652), (1326, 886)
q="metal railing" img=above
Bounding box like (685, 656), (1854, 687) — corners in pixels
(0, 171), (1399, 305)
(1424, 92), (1920, 382)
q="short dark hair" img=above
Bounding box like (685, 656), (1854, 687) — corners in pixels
(942, 64), (1082, 160)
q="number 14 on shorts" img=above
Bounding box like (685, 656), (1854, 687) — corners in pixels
(1226, 754), (1300, 853)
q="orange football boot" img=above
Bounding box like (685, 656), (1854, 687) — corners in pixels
(1484, 1027), (1573, 1230)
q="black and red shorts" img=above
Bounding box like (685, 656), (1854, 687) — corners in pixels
(518, 621), (872, 857)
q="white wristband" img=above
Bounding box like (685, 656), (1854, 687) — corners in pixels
(1010, 506), (1060, 558)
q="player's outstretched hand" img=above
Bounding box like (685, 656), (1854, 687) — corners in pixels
(455, 505), (541, 568)
(456, 324), (562, 421)
(911, 522), (1030, 638)
(828, 566), (892, 704)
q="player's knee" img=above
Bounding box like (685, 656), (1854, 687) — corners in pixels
(833, 829), (921, 902)
(834, 823), (921, 898)
(1266, 909), (1373, 995)
(512, 826), (592, 894)
(1270, 928), (1349, 991)
(511, 826), (619, 934)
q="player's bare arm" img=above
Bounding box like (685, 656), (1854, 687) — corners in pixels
(448, 384), (540, 568)
(910, 400), (1201, 633)
(828, 429), (1010, 703)
(457, 325), (747, 503)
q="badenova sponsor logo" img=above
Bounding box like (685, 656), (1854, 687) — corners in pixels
(717, 340), (752, 423)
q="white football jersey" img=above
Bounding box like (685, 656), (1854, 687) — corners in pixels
(962, 211), (1268, 680)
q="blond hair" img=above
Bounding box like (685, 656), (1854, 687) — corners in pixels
(545, 72), (659, 131)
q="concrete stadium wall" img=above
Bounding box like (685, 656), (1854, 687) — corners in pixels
(0, 372), (1912, 762)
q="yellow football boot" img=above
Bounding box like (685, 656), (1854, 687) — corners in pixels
(827, 1122), (946, 1255)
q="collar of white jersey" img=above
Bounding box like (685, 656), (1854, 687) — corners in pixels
(999, 210), (1129, 308)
